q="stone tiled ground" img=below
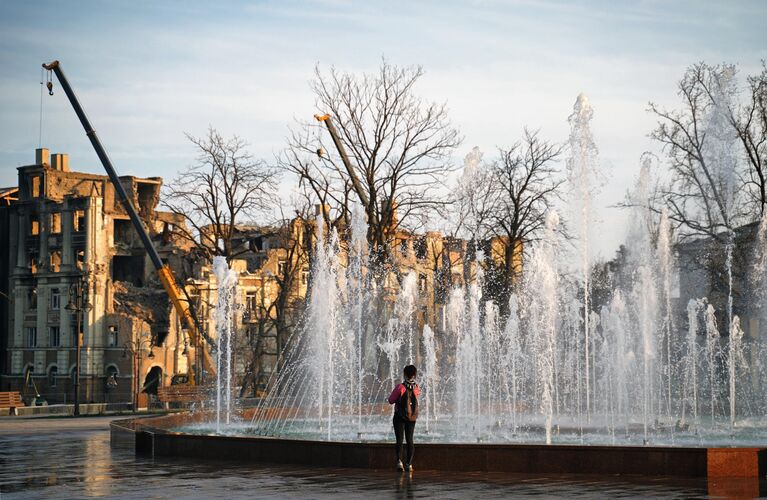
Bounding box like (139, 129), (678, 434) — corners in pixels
(0, 416), (736, 498)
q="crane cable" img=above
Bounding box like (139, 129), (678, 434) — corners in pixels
(38, 67), (53, 147)
(38, 67), (44, 147)
(315, 117), (325, 159)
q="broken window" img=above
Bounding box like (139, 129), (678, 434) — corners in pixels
(51, 212), (61, 233)
(49, 251), (61, 272)
(414, 237), (427, 260)
(111, 255), (144, 286)
(400, 239), (408, 256)
(246, 255), (265, 273)
(31, 176), (40, 198)
(49, 326), (60, 347)
(74, 211), (85, 232)
(26, 326), (37, 347)
(244, 291), (259, 321)
(136, 182), (159, 218)
(50, 288), (60, 310)
(107, 326), (118, 347)
(113, 219), (133, 246)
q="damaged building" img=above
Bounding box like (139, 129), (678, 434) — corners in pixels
(0, 148), (192, 407)
(192, 205), (522, 397)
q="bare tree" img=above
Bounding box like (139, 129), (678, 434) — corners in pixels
(650, 63), (766, 320)
(163, 127), (279, 263)
(649, 63), (745, 242)
(449, 131), (563, 307)
(451, 147), (498, 243)
(730, 62), (767, 218)
(280, 60), (461, 276)
(487, 129), (563, 301)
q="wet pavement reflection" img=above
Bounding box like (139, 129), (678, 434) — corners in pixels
(0, 418), (751, 498)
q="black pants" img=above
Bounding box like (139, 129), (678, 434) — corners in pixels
(393, 416), (415, 465)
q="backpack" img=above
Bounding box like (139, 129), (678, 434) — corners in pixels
(395, 381), (419, 422)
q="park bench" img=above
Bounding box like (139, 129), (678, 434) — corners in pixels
(0, 391), (25, 415)
(157, 385), (209, 408)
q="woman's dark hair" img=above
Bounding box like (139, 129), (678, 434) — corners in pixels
(404, 365), (417, 379)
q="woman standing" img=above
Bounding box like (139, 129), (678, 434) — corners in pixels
(388, 364), (419, 472)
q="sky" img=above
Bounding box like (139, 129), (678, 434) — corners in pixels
(1, 0), (765, 260)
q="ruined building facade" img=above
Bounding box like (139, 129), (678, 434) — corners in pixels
(192, 208), (523, 397)
(0, 149), (191, 406)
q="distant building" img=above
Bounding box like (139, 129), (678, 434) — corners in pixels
(676, 221), (764, 340)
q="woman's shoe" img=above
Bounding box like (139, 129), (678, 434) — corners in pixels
(396, 460), (404, 471)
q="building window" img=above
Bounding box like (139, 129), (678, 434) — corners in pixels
(277, 260), (287, 276)
(419, 274), (427, 293)
(51, 288), (61, 310)
(31, 176), (41, 197)
(106, 365), (119, 391)
(51, 212), (61, 233)
(245, 291), (258, 321)
(26, 327), (37, 347)
(49, 251), (61, 272)
(107, 326), (118, 347)
(48, 366), (58, 387)
(49, 326), (60, 347)
(74, 211), (85, 232)
(28, 289), (37, 309)
(301, 268), (309, 285)
(414, 237), (427, 259)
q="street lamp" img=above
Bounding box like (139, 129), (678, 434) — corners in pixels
(122, 334), (154, 412)
(65, 273), (92, 417)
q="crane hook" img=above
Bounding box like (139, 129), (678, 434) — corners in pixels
(46, 81), (54, 96)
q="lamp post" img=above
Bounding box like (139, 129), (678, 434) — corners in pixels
(66, 274), (92, 417)
(123, 335), (154, 412)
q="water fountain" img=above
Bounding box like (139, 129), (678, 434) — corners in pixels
(113, 94), (767, 480)
(212, 255), (238, 432)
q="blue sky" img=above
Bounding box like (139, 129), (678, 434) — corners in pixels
(1, 0), (765, 257)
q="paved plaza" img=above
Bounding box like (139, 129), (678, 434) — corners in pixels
(0, 415), (725, 499)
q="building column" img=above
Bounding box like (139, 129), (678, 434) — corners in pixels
(39, 207), (49, 272)
(15, 209), (27, 271)
(61, 202), (74, 271)
(11, 282), (25, 373)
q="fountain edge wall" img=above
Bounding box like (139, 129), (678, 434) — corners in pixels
(109, 414), (766, 478)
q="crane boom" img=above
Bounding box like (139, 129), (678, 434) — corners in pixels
(42, 60), (215, 383)
(314, 114), (369, 207)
